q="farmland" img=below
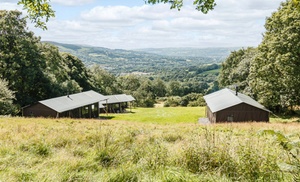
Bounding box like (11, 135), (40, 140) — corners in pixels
(0, 107), (299, 181)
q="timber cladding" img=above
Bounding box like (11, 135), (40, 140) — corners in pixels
(23, 103), (57, 118)
(207, 103), (269, 123)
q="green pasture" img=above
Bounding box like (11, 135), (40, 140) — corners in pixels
(102, 107), (205, 124)
(201, 68), (220, 74)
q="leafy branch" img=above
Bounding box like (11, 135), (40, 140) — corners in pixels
(17, 0), (55, 30)
(145, 0), (216, 13)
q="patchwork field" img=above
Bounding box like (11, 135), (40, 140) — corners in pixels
(0, 107), (299, 181)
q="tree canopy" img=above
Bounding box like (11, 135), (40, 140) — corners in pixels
(249, 0), (300, 112)
(219, 47), (257, 94)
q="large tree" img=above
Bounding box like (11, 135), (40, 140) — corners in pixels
(40, 43), (82, 96)
(219, 47), (257, 94)
(61, 53), (95, 92)
(0, 10), (52, 106)
(90, 65), (121, 95)
(249, 0), (300, 112)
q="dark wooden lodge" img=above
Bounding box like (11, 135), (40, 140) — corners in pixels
(203, 88), (270, 123)
(23, 90), (107, 118)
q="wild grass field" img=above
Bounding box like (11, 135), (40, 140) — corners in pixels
(0, 107), (299, 181)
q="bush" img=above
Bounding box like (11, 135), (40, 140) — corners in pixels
(164, 96), (181, 107)
(0, 79), (18, 115)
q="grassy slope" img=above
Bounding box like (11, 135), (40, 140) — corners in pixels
(0, 107), (299, 181)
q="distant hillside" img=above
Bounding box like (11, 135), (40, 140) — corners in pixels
(44, 41), (235, 75)
(135, 47), (238, 59)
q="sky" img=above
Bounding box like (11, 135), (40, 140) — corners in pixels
(1, 0), (283, 50)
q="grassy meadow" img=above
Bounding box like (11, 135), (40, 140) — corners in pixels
(103, 107), (204, 124)
(0, 107), (299, 181)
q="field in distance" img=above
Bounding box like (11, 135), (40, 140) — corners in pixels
(0, 107), (299, 181)
(102, 107), (204, 124)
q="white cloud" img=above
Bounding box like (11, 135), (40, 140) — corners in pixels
(2, 0), (283, 49)
(51, 0), (94, 6)
(0, 2), (22, 11)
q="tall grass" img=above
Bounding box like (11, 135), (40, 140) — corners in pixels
(0, 117), (299, 181)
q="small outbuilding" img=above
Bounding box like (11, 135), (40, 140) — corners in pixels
(23, 90), (107, 118)
(100, 94), (135, 113)
(203, 88), (270, 123)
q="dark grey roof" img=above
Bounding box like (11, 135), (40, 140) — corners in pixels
(39, 90), (107, 113)
(100, 94), (135, 105)
(126, 95), (135, 101)
(203, 88), (270, 113)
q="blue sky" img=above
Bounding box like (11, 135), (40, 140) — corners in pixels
(1, 0), (283, 49)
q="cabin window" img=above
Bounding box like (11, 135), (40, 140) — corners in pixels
(227, 115), (234, 122)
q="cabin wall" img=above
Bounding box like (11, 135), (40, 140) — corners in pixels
(216, 103), (269, 122)
(206, 106), (216, 123)
(23, 103), (57, 117)
(24, 103), (100, 118)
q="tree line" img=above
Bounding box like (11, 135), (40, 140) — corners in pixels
(0, 10), (214, 115)
(219, 0), (300, 114)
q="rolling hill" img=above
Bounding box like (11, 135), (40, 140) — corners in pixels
(45, 41), (237, 75)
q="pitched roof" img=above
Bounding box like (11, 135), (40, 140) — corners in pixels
(39, 90), (107, 113)
(203, 88), (270, 113)
(101, 94), (135, 105)
(126, 95), (135, 101)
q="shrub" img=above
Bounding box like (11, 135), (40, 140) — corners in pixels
(164, 96), (181, 107)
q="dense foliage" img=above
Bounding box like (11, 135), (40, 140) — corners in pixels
(219, 47), (257, 94)
(0, 10), (52, 107)
(0, 79), (17, 115)
(250, 0), (300, 112)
